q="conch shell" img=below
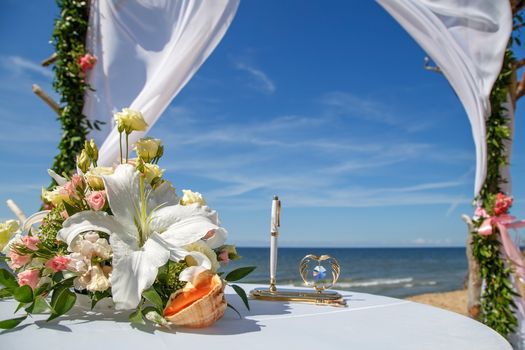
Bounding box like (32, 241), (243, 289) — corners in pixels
(163, 271), (226, 328)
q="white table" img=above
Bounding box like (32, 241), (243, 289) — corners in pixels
(0, 284), (511, 350)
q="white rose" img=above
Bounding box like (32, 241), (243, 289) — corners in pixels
(180, 189), (206, 206)
(86, 265), (111, 292)
(114, 108), (148, 133)
(93, 238), (112, 260)
(135, 137), (162, 162)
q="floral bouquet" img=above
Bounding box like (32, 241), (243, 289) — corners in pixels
(0, 109), (254, 329)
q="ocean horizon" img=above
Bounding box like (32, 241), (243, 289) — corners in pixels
(226, 247), (467, 299)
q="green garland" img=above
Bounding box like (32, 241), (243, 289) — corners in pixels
(49, 0), (90, 184)
(471, 47), (517, 336)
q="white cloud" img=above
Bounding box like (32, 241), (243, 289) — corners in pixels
(235, 62), (276, 94)
(0, 55), (53, 79)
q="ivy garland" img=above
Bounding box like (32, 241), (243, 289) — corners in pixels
(49, 0), (90, 185)
(471, 41), (518, 337)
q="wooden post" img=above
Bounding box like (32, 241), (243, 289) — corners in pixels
(32, 84), (61, 115)
(463, 215), (482, 318)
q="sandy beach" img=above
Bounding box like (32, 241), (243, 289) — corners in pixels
(406, 289), (468, 316)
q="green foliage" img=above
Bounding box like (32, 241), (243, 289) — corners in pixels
(224, 266), (256, 282)
(152, 260), (188, 305)
(472, 36), (516, 337)
(230, 284), (250, 310)
(49, 0), (91, 186)
(39, 206), (66, 243)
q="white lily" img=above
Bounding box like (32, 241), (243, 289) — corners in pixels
(57, 165), (226, 310)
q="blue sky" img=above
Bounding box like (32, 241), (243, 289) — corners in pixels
(0, 1), (524, 247)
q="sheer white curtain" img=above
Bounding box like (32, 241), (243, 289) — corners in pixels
(376, 0), (512, 196)
(83, 0), (240, 166)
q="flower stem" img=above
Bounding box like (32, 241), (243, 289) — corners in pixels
(125, 133), (129, 163)
(138, 175), (147, 246)
(119, 132), (123, 164)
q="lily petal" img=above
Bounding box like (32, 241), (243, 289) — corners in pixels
(179, 266), (209, 283)
(202, 228), (228, 249)
(47, 169), (67, 186)
(110, 235), (170, 310)
(57, 211), (130, 248)
(147, 181), (179, 211)
(101, 164), (141, 229)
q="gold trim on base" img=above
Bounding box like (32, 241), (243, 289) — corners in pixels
(250, 288), (347, 307)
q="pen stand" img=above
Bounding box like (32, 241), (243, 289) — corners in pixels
(250, 254), (347, 307)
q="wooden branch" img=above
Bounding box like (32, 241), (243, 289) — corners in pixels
(41, 53), (58, 67)
(463, 215), (482, 319)
(512, 0), (525, 14)
(32, 84), (61, 115)
(516, 70), (525, 100)
(6, 199), (27, 223)
(514, 58), (525, 70)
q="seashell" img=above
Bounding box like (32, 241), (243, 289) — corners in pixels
(163, 271), (226, 328)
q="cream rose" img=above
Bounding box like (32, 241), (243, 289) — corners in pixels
(143, 163), (164, 185)
(86, 167), (114, 190)
(180, 189), (206, 206)
(0, 220), (19, 251)
(77, 149), (90, 173)
(42, 187), (70, 206)
(185, 240), (220, 273)
(135, 137), (162, 162)
(114, 108), (148, 133)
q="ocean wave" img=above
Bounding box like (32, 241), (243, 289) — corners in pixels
(335, 277), (414, 288)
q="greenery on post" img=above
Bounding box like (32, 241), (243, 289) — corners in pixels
(471, 32), (518, 338)
(49, 0), (90, 185)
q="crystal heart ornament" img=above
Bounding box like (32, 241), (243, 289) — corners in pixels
(299, 254), (340, 292)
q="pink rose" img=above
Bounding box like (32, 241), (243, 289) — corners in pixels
(86, 191), (106, 211)
(63, 182), (77, 198)
(61, 210), (69, 219)
(494, 193), (513, 216)
(21, 236), (40, 251)
(46, 256), (71, 272)
(17, 270), (40, 291)
(218, 250), (229, 264)
(71, 174), (85, 190)
(7, 250), (30, 269)
(79, 53), (97, 72)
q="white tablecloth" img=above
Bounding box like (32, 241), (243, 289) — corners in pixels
(0, 284), (511, 350)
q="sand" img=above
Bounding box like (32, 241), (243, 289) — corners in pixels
(405, 289), (468, 316)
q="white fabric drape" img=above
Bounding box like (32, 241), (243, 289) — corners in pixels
(83, 0), (240, 166)
(376, 0), (512, 196)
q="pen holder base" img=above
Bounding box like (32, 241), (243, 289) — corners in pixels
(250, 287), (347, 307)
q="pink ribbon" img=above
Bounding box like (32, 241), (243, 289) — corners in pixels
(479, 214), (525, 303)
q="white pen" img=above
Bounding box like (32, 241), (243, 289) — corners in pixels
(269, 195), (281, 292)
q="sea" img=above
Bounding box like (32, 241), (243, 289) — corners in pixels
(226, 247), (467, 299)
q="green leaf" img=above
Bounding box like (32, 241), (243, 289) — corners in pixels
(227, 303), (242, 319)
(0, 269), (18, 290)
(63, 200), (78, 217)
(142, 287), (163, 311)
(231, 284), (250, 311)
(0, 287), (13, 299)
(0, 315), (27, 329)
(13, 285), (33, 303)
(48, 286), (76, 321)
(26, 296), (50, 314)
(129, 309), (145, 325)
(224, 266), (256, 282)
